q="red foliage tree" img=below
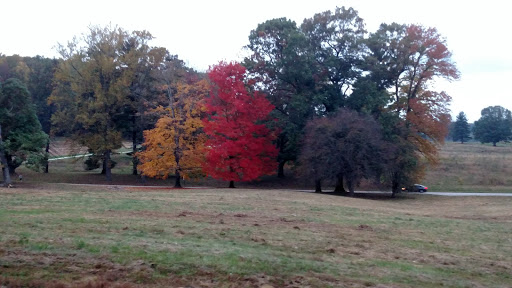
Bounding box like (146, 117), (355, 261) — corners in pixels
(203, 62), (278, 188)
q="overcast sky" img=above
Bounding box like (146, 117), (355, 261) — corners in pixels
(2, 0), (511, 122)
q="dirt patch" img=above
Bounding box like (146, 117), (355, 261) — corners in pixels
(0, 249), (348, 288)
(0, 249), (150, 287)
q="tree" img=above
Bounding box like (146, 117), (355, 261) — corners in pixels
(24, 56), (58, 173)
(0, 80), (10, 185)
(22, 56), (58, 134)
(301, 6), (366, 113)
(0, 78), (48, 178)
(0, 55), (30, 83)
(1, 55), (57, 173)
(118, 34), (167, 176)
(50, 25), (154, 181)
(0, 123), (12, 186)
(137, 79), (208, 187)
(244, 18), (317, 178)
(365, 24), (459, 193)
(379, 114), (424, 197)
(203, 62), (278, 188)
(452, 111), (471, 143)
(473, 106), (512, 146)
(298, 108), (388, 196)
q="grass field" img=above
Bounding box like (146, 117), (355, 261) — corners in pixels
(1, 184), (512, 287)
(424, 142), (512, 192)
(1, 140), (511, 287)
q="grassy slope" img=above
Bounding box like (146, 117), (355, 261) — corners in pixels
(1, 185), (511, 287)
(424, 142), (512, 192)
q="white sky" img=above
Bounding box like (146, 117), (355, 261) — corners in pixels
(2, 0), (511, 122)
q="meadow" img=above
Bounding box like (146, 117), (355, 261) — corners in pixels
(1, 184), (512, 287)
(424, 142), (512, 192)
(1, 141), (511, 287)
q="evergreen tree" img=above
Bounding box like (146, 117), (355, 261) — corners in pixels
(452, 111), (471, 143)
(0, 78), (48, 179)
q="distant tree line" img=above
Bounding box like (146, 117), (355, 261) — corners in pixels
(2, 6), (464, 195)
(450, 107), (512, 146)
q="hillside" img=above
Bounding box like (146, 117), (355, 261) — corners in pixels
(424, 142), (512, 192)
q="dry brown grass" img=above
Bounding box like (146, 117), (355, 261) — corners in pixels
(424, 142), (512, 191)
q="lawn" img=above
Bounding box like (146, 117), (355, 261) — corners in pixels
(1, 183), (511, 287)
(1, 140), (512, 286)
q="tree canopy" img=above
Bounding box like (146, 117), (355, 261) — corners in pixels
(244, 18), (317, 178)
(364, 23), (459, 193)
(137, 79), (209, 187)
(1, 6), (471, 194)
(473, 106), (512, 146)
(203, 62), (278, 188)
(298, 109), (389, 196)
(49, 25), (161, 181)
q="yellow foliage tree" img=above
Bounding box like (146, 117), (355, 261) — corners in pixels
(49, 25), (155, 181)
(137, 79), (208, 187)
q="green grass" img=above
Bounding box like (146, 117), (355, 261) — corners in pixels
(1, 185), (512, 287)
(2, 140), (512, 286)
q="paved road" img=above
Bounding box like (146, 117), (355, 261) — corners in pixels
(48, 151), (130, 161)
(424, 192), (512, 196)
(15, 183), (512, 196)
(298, 190), (512, 196)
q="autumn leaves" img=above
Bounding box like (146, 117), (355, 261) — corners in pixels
(137, 62), (278, 187)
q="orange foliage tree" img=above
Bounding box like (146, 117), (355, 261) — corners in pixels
(367, 24), (459, 193)
(137, 79), (208, 187)
(397, 25), (458, 169)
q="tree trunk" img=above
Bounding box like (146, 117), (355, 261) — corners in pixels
(315, 179), (322, 193)
(132, 121), (138, 175)
(174, 169), (182, 188)
(0, 166), (10, 186)
(7, 156), (16, 175)
(101, 159), (106, 174)
(0, 124), (12, 186)
(277, 161), (285, 178)
(104, 150), (112, 182)
(493, 142), (497, 147)
(44, 139), (50, 173)
(334, 173), (346, 193)
(173, 131), (182, 188)
(229, 180), (235, 188)
(391, 175), (399, 198)
(347, 179), (355, 197)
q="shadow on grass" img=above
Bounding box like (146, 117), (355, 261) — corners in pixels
(311, 190), (417, 201)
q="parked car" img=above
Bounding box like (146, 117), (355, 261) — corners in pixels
(402, 184), (428, 193)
